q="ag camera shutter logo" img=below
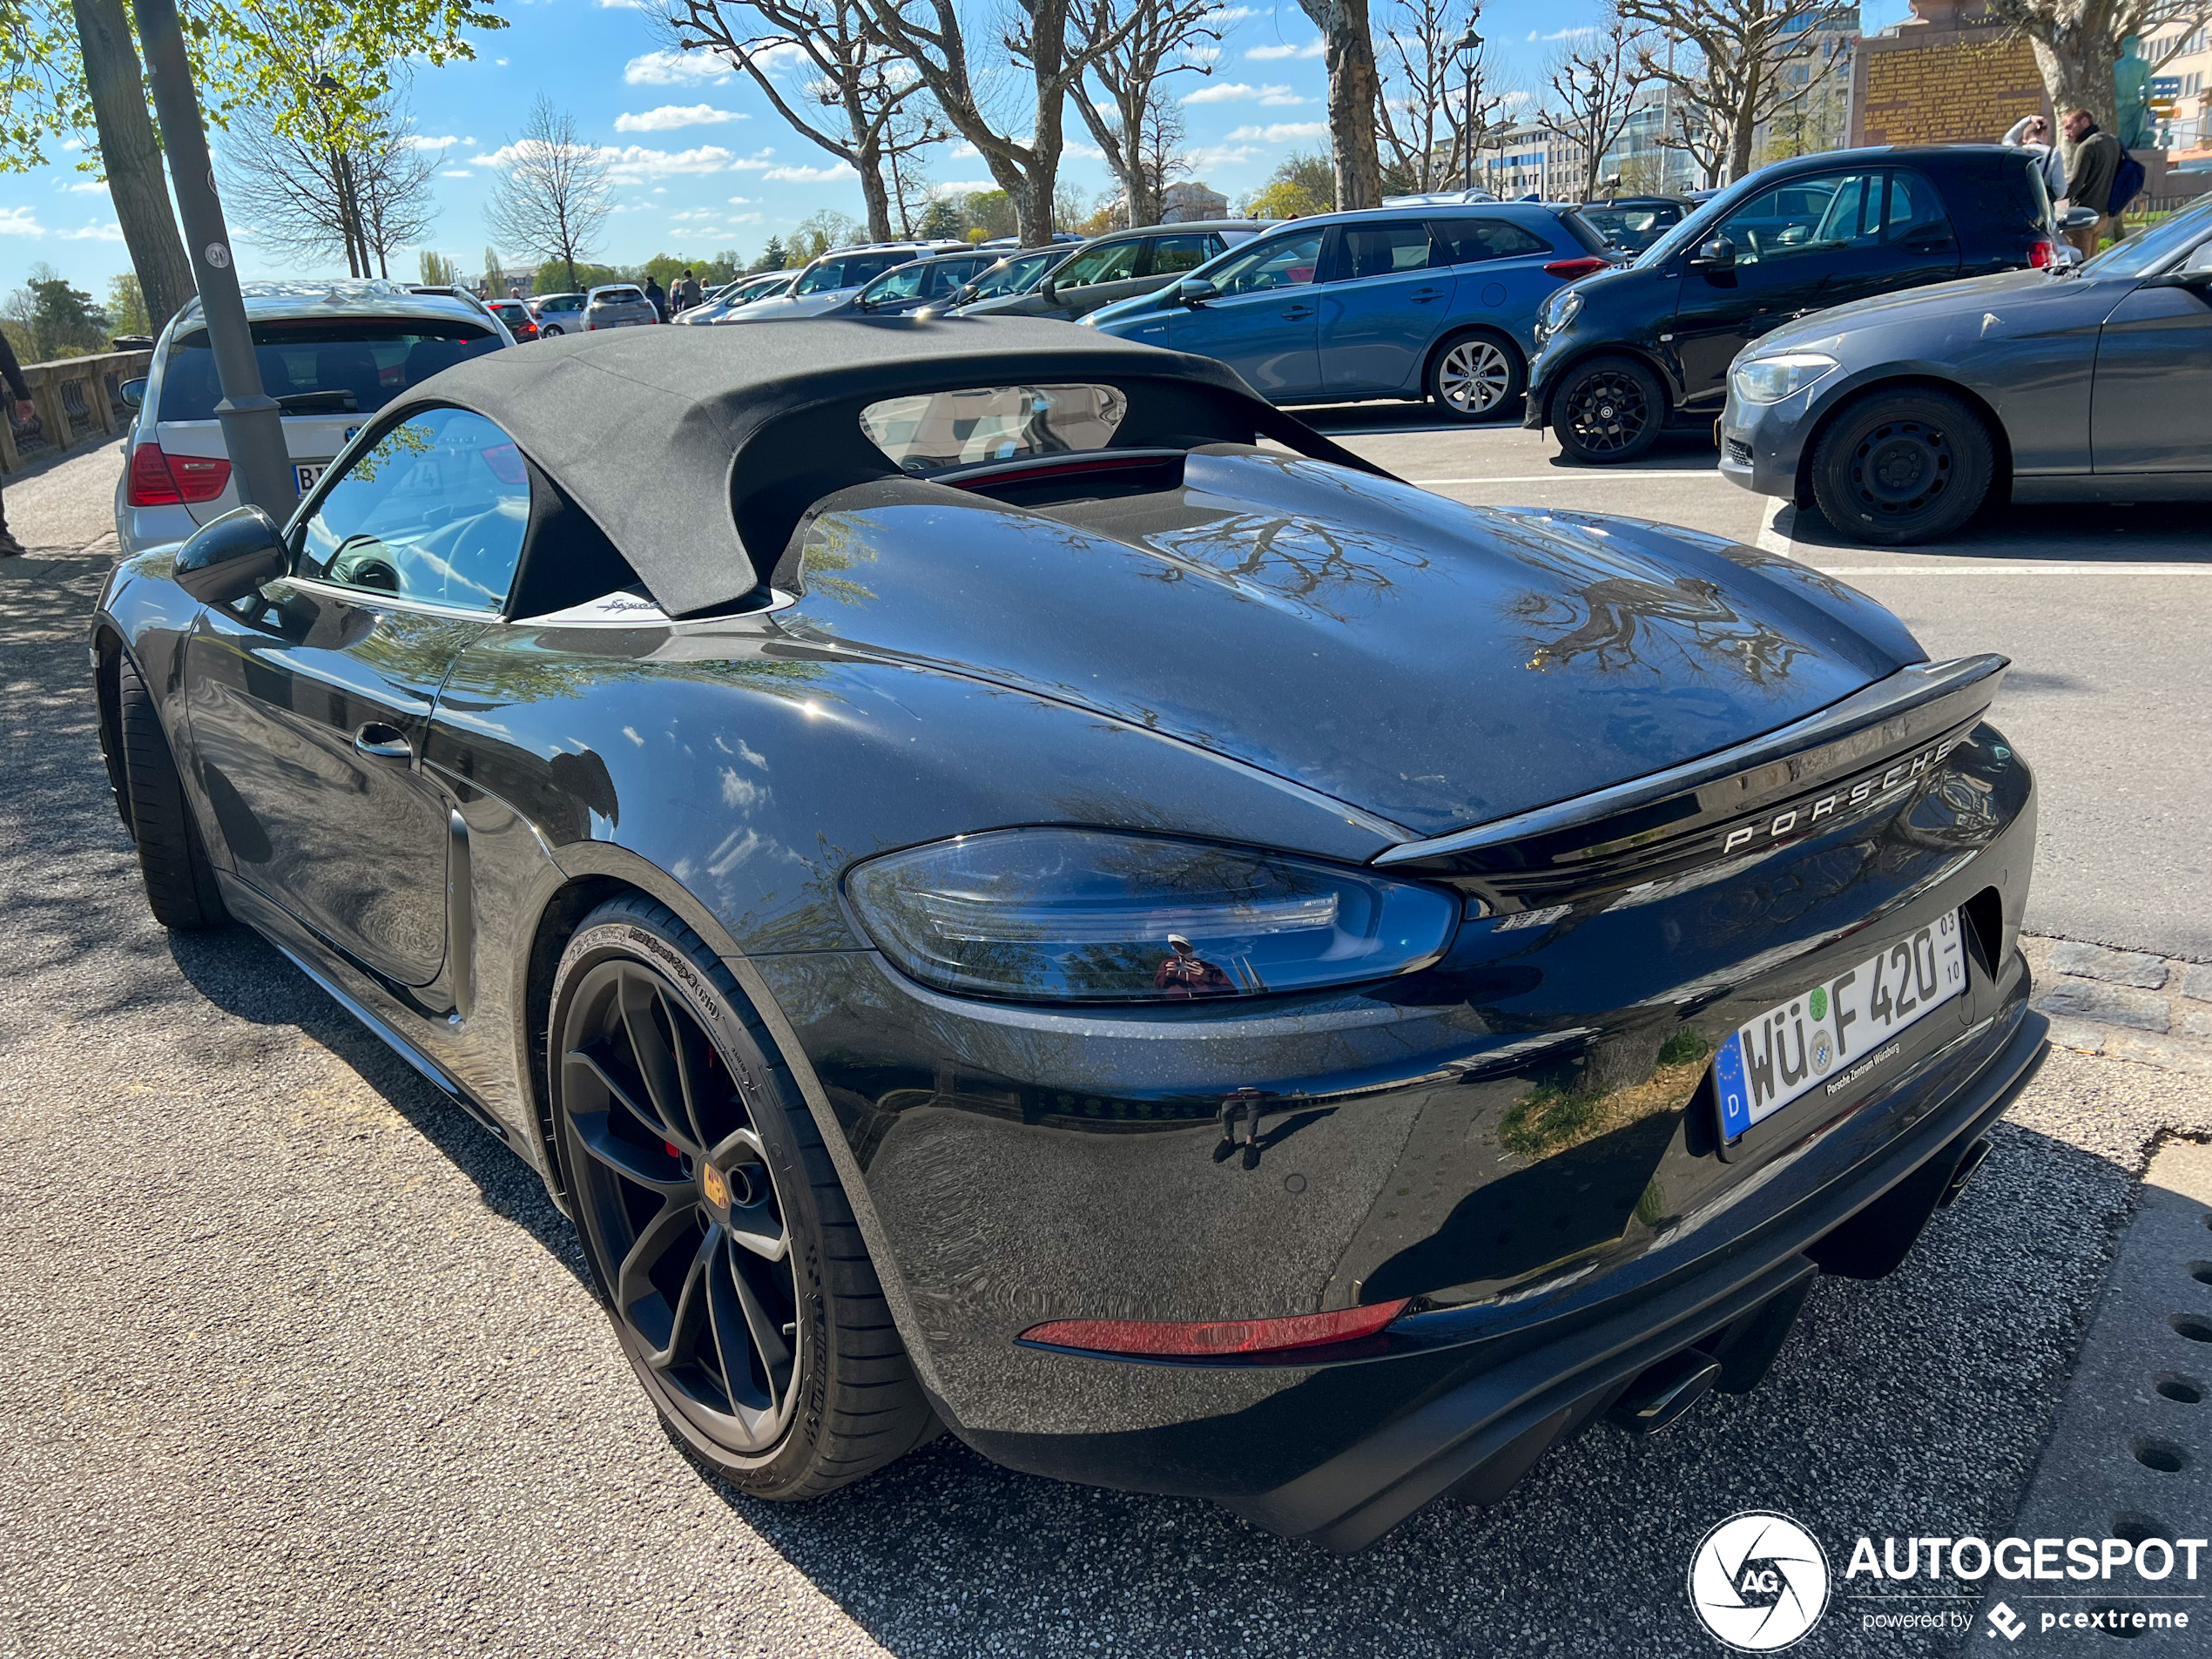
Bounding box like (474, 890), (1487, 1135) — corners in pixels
(1689, 1511), (1832, 1650)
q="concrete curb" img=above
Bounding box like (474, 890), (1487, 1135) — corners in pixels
(2027, 935), (2212, 1078)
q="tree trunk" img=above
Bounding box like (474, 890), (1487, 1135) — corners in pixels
(1728, 55), (1763, 184)
(854, 147), (894, 243)
(1298, 0), (1384, 209)
(71, 0), (195, 332)
(2033, 39), (2116, 136)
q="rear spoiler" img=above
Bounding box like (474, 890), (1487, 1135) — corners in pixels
(1372, 653), (2008, 873)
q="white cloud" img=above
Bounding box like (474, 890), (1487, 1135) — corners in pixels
(624, 49), (732, 85)
(61, 137), (84, 152)
(1245, 37), (1323, 59)
(1226, 121), (1329, 142)
(65, 180), (106, 192)
(615, 104), (747, 132)
(764, 162), (853, 181)
(1065, 139), (1106, 159)
(472, 138), (739, 181)
(948, 140), (981, 159)
(1535, 24), (1595, 39)
(600, 0), (646, 8)
(725, 147), (781, 171)
(1185, 144), (1257, 170)
(1206, 4), (1257, 17)
(670, 208), (719, 221)
(494, 57), (509, 66)
(930, 179), (1000, 195)
(1186, 81), (1303, 105)
(60, 222), (125, 240)
(404, 133), (469, 151)
(441, 168), (474, 178)
(729, 211), (764, 224)
(0, 206), (45, 237)
(727, 194), (754, 205)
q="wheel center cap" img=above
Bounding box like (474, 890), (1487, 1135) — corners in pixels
(1599, 403), (1616, 419)
(700, 1162), (731, 1213)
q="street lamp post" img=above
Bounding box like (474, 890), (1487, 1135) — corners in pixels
(1455, 25), (1484, 194)
(134, 0), (297, 519)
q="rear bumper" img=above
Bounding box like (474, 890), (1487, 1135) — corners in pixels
(948, 977), (2046, 1550)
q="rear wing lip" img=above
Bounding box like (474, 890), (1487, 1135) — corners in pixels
(1372, 653), (2010, 870)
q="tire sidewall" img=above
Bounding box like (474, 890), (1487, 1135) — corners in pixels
(1813, 391), (1992, 546)
(549, 911), (835, 1494)
(1427, 328), (1525, 422)
(1552, 354), (1663, 463)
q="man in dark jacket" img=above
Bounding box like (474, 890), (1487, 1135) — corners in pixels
(0, 327), (34, 558)
(643, 274), (669, 321)
(2061, 107), (2121, 258)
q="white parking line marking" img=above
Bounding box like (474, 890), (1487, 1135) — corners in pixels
(1409, 471), (1710, 484)
(1755, 505), (1798, 559)
(1808, 564), (2212, 577)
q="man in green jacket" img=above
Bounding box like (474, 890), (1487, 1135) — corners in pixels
(0, 328), (35, 558)
(2061, 107), (2122, 260)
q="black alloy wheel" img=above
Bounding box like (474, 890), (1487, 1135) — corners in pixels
(1810, 388), (1994, 547)
(116, 652), (226, 930)
(1553, 354), (1664, 463)
(550, 895), (935, 1496)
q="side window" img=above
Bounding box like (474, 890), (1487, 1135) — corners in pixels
(1430, 218), (1554, 264)
(1055, 240), (1145, 287)
(298, 408), (530, 613)
(863, 264), (929, 304)
(1333, 220), (1436, 280)
(1209, 230), (1325, 297)
(1144, 234), (1220, 276)
(1884, 171), (1957, 249)
(1718, 172), (1880, 262)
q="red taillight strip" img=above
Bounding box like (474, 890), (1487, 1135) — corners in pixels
(1543, 256), (1612, 280)
(1020, 1298), (1410, 1358)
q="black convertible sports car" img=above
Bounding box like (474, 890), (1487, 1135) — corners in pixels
(93, 319), (2047, 1550)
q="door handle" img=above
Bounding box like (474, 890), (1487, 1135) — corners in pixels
(1412, 287), (1445, 301)
(353, 721), (413, 761)
(1280, 304), (1314, 320)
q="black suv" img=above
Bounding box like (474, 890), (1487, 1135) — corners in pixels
(1525, 146), (2060, 463)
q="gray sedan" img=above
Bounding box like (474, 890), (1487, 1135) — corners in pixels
(1720, 193), (2212, 543)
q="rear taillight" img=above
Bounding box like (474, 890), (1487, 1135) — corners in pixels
(126, 441), (231, 506)
(1544, 256), (1612, 280)
(1019, 1298), (1410, 1358)
(2028, 239), (2058, 268)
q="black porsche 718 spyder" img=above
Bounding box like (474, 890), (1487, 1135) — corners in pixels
(93, 318), (2045, 1551)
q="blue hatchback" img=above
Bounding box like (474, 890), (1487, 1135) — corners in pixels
(1084, 203), (1615, 420)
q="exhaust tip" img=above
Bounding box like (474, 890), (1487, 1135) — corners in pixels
(1608, 1350), (1723, 1436)
(1939, 1136), (1995, 1208)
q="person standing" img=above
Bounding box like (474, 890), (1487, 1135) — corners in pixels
(0, 327), (35, 558)
(676, 268), (702, 312)
(2060, 107), (2121, 259)
(2002, 111), (2068, 206)
(643, 273), (669, 321)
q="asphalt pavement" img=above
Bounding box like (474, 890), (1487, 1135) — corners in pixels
(1, 431), (2207, 1659)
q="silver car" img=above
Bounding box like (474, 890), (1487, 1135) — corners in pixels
(674, 270), (799, 325)
(113, 280), (510, 558)
(532, 293), (587, 336)
(583, 284), (660, 330)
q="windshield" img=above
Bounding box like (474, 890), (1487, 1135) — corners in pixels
(860, 261), (929, 305)
(158, 320), (499, 421)
(2080, 195), (2212, 278)
(965, 250), (1063, 300)
(1635, 190), (1741, 268)
(794, 253), (910, 295)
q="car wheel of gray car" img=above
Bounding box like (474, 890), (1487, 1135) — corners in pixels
(117, 652), (227, 931)
(549, 894), (938, 1498)
(1553, 354), (1663, 463)
(1810, 388), (1994, 546)
(541, 324), (563, 336)
(1428, 331), (1524, 421)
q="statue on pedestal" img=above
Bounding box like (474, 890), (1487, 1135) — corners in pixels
(2115, 36), (2154, 151)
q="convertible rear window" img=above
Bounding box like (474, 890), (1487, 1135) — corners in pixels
(859, 384), (1130, 474)
(158, 320), (499, 421)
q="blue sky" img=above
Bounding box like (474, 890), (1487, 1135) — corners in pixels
(2, 0), (1916, 300)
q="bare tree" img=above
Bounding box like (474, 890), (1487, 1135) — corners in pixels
(218, 89), (438, 277)
(483, 97), (612, 294)
(1131, 96), (1192, 215)
(1988, 0), (2212, 138)
(1068, 0), (1217, 228)
(1544, 10), (1651, 199)
(1292, 0), (1386, 210)
(857, 0), (1147, 241)
(663, 0), (945, 241)
(1376, 0), (1503, 194)
(1619, 0), (1847, 185)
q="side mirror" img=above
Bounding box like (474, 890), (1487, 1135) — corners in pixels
(119, 377), (148, 409)
(1174, 276), (1219, 307)
(1690, 234), (1737, 271)
(173, 505), (289, 605)
(2059, 204), (2100, 231)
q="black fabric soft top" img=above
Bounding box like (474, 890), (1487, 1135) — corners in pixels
(395, 314), (1395, 617)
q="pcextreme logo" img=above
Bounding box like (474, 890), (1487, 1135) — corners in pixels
(1689, 1512), (1833, 1652)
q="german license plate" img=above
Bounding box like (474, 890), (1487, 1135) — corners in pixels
(1713, 911), (1967, 1141)
(294, 462), (327, 493)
